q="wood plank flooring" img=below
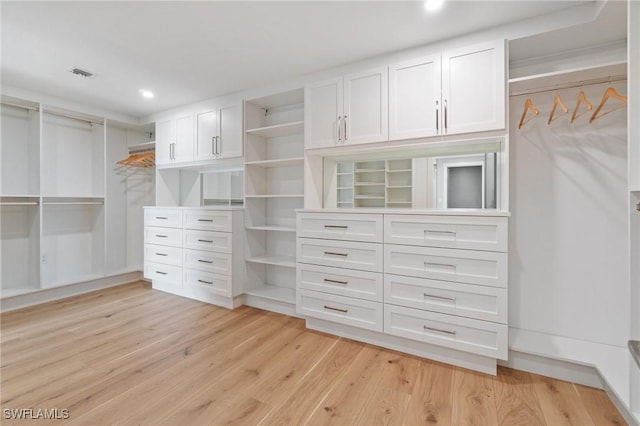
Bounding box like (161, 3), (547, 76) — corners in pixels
(0, 282), (627, 425)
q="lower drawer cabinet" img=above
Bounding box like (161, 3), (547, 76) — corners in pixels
(144, 261), (183, 285)
(384, 304), (507, 359)
(144, 226), (183, 247)
(297, 263), (383, 302)
(297, 238), (383, 273)
(144, 244), (182, 267)
(384, 274), (507, 324)
(183, 249), (232, 275)
(183, 229), (232, 253)
(183, 269), (232, 297)
(296, 289), (383, 332)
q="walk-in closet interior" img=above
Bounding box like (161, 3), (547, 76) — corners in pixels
(1, 0), (638, 424)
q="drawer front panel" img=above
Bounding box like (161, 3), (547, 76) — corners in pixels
(296, 289), (383, 332)
(297, 238), (383, 273)
(183, 210), (232, 232)
(384, 274), (507, 323)
(297, 263), (383, 302)
(384, 304), (507, 359)
(144, 226), (183, 247)
(384, 244), (507, 288)
(297, 213), (383, 243)
(144, 208), (183, 228)
(183, 249), (232, 275)
(384, 215), (507, 252)
(144, 244), (182, 267)
(144, 261), (183, 285)
(183, 268), (232, 297)
(183, 229), (232, 253)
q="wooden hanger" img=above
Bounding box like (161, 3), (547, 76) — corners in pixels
(589, 86), (627, 123)
(117, 152), (155, 168)
(570, 90), (592, 123)
(548, 94), (569, 124)
(518, 98), (539, 129)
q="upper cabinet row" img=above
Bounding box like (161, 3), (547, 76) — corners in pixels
(305, 40), (506, 149)
(156, 101), (243, 166)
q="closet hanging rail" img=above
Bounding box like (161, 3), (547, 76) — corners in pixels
(510, 74), (626, 97)
(42, 108), (104, 125)
(117, 142), (156, 168)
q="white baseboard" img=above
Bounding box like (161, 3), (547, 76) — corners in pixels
(152, 280), (243, 309)
(242, 294), (299, 317)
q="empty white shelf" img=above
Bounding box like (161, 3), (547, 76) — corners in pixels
(245, 157), (304, 168)
(245, 121), (304, 138)
(245, 225), (296, 233)
(246, 255), (296, 268)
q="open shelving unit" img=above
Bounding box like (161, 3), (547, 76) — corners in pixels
(243, 88), (304, 313)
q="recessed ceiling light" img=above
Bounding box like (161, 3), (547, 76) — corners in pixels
(139, 89), (154, 99)
(425, 0), (445, 12)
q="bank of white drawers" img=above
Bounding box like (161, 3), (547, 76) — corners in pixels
(296, 211), (509, 363)
(144, 207), (240, 302)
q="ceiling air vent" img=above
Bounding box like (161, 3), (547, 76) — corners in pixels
(70, 67), (94, 78)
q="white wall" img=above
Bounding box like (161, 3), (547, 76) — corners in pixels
(509, 81), (629, 347)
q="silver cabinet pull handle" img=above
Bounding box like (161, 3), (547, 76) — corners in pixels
(211, 136), (215, 155)
(197, 239), (214, 243)
(155, 216), (168, 220)
(435, 99), (439, 133)
(444, 99), (448, 132)
(324, 278), (348, 285)
(198, 279), (213, 285)
(424, 261), (456, 269)
(155, 253), (168, 257)
(324, 251), (348, 257)
(337, 116), (342, 142)
(324, 225), (348, 229)
(155, 235), (168, 238)
(343, 115), (348, 141)
(424, 325), (456, 336)
(156, 271), (167, 275)
(217, 135), (222, 155)
(423, 293), (456, 302)
(424, 230), (456, 235)
(198, 259), (213, 264)
(197, 219), (214, 222)
(324, 305), (348, 313)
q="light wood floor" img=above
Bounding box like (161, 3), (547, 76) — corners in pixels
(0, 282), (627, 426)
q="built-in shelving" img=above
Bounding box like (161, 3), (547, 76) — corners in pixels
(246, 255), (296, 268)
(245, 121), (304, 138)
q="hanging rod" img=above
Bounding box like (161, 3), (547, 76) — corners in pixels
(43, 201), (104, 205)
(1, 101), (40, 112)
(510, 74), (627, 97)
(43, 108), (104, 125)
(128, 141), (156, 154)
(0, 202), (39, 206)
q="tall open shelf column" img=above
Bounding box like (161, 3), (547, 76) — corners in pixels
(243, 88), (304, 313)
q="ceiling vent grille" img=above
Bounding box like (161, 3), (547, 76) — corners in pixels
(70, 67), (94, 78)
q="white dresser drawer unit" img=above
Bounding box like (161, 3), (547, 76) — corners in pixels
(297, 213), (383, 243)
(183, 248), (232, 275)
(144, 244), (182, 267)
(144, 261), (183, 284)
(296, 289), (383, 332)
(384, 304), (508, 359)
(297, 238), (383, 273)
(384, 274), (507, 324)
(183, 269), (233, 297)
(144, 208), (183, 228)
(384, 215), (508, 252)
(183, 210), (232, 232)
(384, 244), (507, 288)
(183, 229), (232, 253)
(297, 263), (383, 302)
(144, 226), (183, 247)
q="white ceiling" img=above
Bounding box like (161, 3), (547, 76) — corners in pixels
(1, 1), (620, 119)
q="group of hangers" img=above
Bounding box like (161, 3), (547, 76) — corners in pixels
(116, 152), (155, 168)
(519, 85), (628, 129)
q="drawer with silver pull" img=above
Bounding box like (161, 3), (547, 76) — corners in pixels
(384, 274), (507, 323)
(183, 229), (232, 253)
(384, 244), (507, 288)
(183, 210), (232, 232)
(144, 208), (183, 228)
(183, 268), (232, 297)
(384, 215), (507, 252)
(384, 304), (507, 359)
(144, 244), (182, 267)
(297, 263), (383, 302)
(144, 226), (183, 247)
(297, 237), (383, 272)
(297, 213), (383, 243)
(296, 289), (383, 332)
(144, 261), (182, 284)
(183, 248), (232, 274)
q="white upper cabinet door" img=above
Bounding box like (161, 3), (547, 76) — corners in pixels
(218, 102), (243, 159)
(344, 67), (388, 145)
(441, 40), (506, 135)
(174, 114), (194, 163)
(305, 77), (343, 150)
(196, 110), (218, 160)
(389, 55), (442, 140)
(155, 119), (173, 165)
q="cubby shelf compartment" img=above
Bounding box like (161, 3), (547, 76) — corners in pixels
(246, 255), (296, 268)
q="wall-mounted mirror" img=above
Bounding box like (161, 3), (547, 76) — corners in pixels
(323, 138), (503, 210)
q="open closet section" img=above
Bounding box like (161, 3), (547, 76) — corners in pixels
(243, 88), (304, 314)
(0, 95), (154, 302)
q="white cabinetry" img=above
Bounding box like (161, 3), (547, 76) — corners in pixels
(144, 207), (245, 308)
(305, 67), (388, 149)
(296, 210), (509, 374)
(196, 102), (243, 160)
(156, 114), (194, 165)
